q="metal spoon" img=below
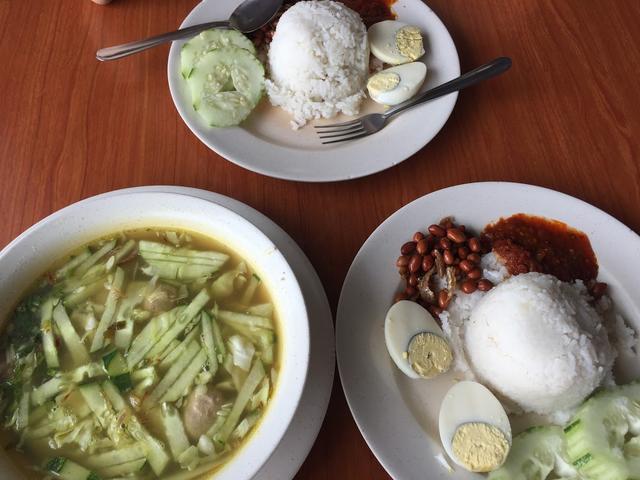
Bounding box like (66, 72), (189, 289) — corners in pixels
(96, 0), (283, 62)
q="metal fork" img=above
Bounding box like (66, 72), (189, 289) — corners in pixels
(315, 57), (512, 144)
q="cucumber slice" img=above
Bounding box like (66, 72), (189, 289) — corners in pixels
(215, 359), (265, 444)
(41, 297), (60, 369)
(53, 303), (90, 367)
(97, 458), (146, 478)
(145, 341), (200, 406)
(488, 426), (574, 480)
(160, 348), (207, 403)
(217, 310), (273, 330)
(103, 350), (132, 392)
(101, 381), (170, 476)
(200, 312), (218, 376)
(111, 373), (133, 392)
(103, 350), (128, 376)
(46, 457), (100, 480)
(188, 46), (265, 127)
(159, 403), (190, 460)
(84, 442), (146, 470)
(181, 28), (256, 79)
(564, 384), (640, 479)
(211, 314), (226, 362)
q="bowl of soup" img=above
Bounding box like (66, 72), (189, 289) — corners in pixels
(0, 191), (310, 480)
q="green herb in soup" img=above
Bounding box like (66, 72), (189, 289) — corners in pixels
(0, 230), (279, 479)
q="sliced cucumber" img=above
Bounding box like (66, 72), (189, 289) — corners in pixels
(626, 438), (640, 477)
(564, 384), (640, 479)
(111, 373), (133, 393)
(211, 313), (226, 363)
(90, 266), (125, 352)
(103, 350), (132, 392)
(143, 290), (209, 363)
(41, 297), (60, 369)
(196, 90), (253, 128)
(53, 303), (90, 367)
(188, 46), (264, 127)
(46, 457), (100, 480)
(215, 359), (265, 444)
(103, 350), (127, 376)
(159, 403), (191, 460)
(158, 325), (201, 371)
(488, 426), (574, 480)
(97, 458), (146, 478)
(145, 341), (200, 406)
(79, 383), (111, 422)
(160, 348), (208, 403)
(101, 381), (170, 476)
(241, 274), (261, 305)
(217, 310), (273, 330)
(246, 302), (273, 318)
(181, 28), (256, 79)
(127, 308), (178, 369)
(200, 312), (218, 376)
(139, 241), (228, 281)
(84, 442), (146, 470)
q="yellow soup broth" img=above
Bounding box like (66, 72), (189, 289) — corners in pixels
(0, 228), (280, 479)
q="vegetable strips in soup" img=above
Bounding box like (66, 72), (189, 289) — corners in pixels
(0, 229), (279, 480)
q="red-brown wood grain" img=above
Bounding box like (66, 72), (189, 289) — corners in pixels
(1, 1), (640, 478)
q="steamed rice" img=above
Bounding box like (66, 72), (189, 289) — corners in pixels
(265, 1), (369, 129)
(441, 253), (637, 422)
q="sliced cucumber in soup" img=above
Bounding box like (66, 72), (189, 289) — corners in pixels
(102, 350), (132, 392)
(110, 373), (133, 392)
(181, 28), (256, 79)
(103, 350), (127, 375)
(188, 46), (265, 128)
(46, 457), (100, 480)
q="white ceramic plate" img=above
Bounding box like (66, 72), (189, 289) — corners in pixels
(101, 186), (335, 480)
(336, 182), (640, 479)
(167, 0), (460, 182)
(0, 191), (310, 480)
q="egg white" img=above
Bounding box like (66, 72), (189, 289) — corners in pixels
(368, 20), (424, 65)
(438, 381), (512, 469)
(368, 62), (427, 106)
(384, 300), (445, 379)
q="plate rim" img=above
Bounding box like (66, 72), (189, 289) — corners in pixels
(166, 0), (461, 182)
(336, 181), (640, 479)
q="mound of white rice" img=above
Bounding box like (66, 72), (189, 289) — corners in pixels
(465, 272), (615, 416)
(265, 1), (369, 129)
(441, 254), (636, 422)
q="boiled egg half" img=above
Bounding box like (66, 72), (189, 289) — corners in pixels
(367, 62), (427, 106)
(439, 381), (512, 473)
(369, 20), (425, 65)
(384, 300), (452, 379)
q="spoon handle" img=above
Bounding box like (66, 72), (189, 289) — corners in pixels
(96, 21), (230, 61)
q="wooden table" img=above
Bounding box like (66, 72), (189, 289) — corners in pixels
(1, 0), (639, 478)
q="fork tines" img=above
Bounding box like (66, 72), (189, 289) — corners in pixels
(319, 132), (370, 145)
(314, 119), (361, 129)
(314, 120), (366, 144)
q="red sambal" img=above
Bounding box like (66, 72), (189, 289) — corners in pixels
(339, 0), (396, 27)
(482, 214), (598, 283)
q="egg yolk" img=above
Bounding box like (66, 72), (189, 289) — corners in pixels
(451, 422), (510, 472)
(367, 71), (401, 96)
(406, 332), (452, 379)
(395, 26), (424, 61)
